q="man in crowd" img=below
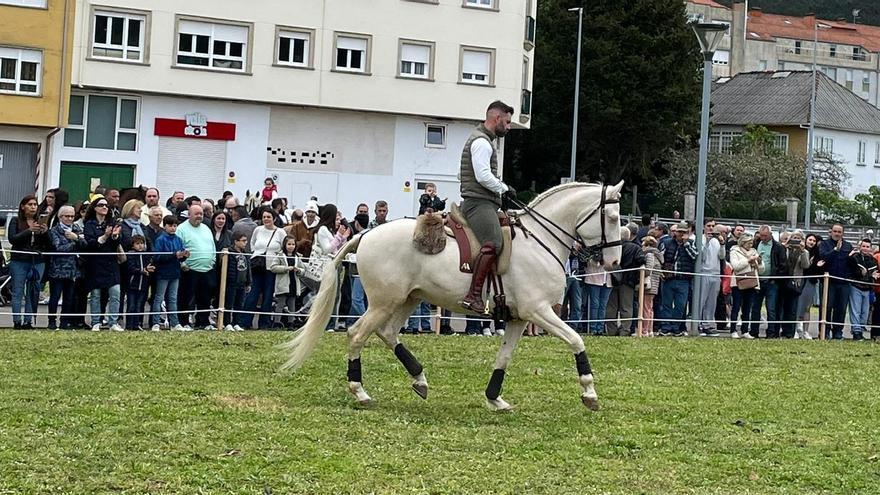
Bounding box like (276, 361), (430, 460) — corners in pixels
(352, 203), (371, 234)
(605, 227), (645, 336)
(144, 206), (164, 250)
(287, 202), (319, 256)
(230, 205), (257, 252)
(140, 187), (172, 225)
(106, 188), (121, 217)
(635, 213), (652, 246)
(271, 198), (288, 228)
(696, 219), (726, 337)
(166, 191), (185, 209)
(658, 222), (698, 336)
(369, 200), (389, 229)
(176, 204), (216, 330)
(819, 224), (853, 340)
(748, 225), (785, 338)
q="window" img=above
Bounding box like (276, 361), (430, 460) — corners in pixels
(521, 57), (531, 116)
(779, 61), (786, 70)
(858, 140), (867, 165)
(334, 34), (370, 73)
(815, 136), (833, 155)
(92, 10), (146, 62)
(712, 50), (729, 66)
(276, 28), (312, 68)
(176, 18), (249, 72)
(0, 47), (41, 95)
(425, 124), (446, 148)
(863, 74), (871, 93)
(846, 69), (854, 90)
(875, 142), (880, 165)
(829, 44), (837, 58)
(794, 41), (802, 54)
(821, 66), (837, 80)
(0, 0), (46, 7)
(758, 60), (767, 71)
(463, 0), (495, 9)
(708, 131), (741, 154)
(460, 47), (494, 85)
(772, 133), (789, 153)
(525, 15), (536, 48)
(853, 47), (867, 61)
(63, 94), (138, 151)
(399, 40), (433, 79)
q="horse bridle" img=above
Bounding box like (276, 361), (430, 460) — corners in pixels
(510, 184), (622, 270)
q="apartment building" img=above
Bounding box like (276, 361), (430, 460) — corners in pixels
(44, 0), (536, 215)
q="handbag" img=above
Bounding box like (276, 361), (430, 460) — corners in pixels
(251, 229), (278, 272)
(736, 269), (759, 290)
(299, 256), (329, 292)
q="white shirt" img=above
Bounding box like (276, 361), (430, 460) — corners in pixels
(470, 138), (509, 195)
(140, 205), (171, 225)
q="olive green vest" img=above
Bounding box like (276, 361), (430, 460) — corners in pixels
(460, 124), (501, 207)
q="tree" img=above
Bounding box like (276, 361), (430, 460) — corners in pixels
(503, 0), (702, 193)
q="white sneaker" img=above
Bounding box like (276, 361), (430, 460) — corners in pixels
(802, 328), (813, 340)
(151, 324), (161, 332)
(233, 325), (244, 332)
(496, 329), (505, 337)
(743, 332), (755, 339)
(171, 324), (186, 331)
(224, 324), (234, 331)
(110, 324), (124, 332)
(91, 324), (101, 332)
(731, 331), (740, 339)
(482, 328), (493, 337)
(203, 325), (215, 331)
(182, 325), (193, 331)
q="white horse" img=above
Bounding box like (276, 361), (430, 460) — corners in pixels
(281, 181), (624, 411)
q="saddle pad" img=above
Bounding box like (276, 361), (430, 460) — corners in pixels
(445, 203), (511, 275)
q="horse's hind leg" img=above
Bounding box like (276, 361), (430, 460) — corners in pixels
(376, 300), (430, 400)
(346, 306), (393, 406)
(484, 320), (526, 412)
(526, 306), (600, 411)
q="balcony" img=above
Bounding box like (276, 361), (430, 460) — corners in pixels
(520, 88), (531, 123)
(775, 45), (875, 69)
(524, 16), (536, 50)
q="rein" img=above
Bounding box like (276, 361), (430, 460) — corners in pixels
(509, 184), (622, 269)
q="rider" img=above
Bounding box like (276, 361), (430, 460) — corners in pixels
(459, 100), (517, 313)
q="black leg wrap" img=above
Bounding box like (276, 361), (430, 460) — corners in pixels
(575, 351), (592, 376)
(347, 358), (362, 383)
(394, 343), (423, 377)
(485, 369), (505, 400)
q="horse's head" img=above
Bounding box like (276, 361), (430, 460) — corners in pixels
(574, 181), (623, 271)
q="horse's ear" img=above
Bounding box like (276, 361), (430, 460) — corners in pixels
(610, 180), (625, 198)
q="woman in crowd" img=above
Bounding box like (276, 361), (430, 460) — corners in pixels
(641, 236), (663, 337)
(779, 229), (810, 339)
(583, 260), (612, 336)
(119, 199), (145, 251)
(797, 233), (823, 339)
(47, 205), (86, 329)
(7, 195), (51, 329)
(270, 235), (303, 328)
(245, 206), (284, 329)
(729, 233), (763, 339)
(311, 204), (350, 331)
(211, 211), (233, 252)
(83, 198), (124, 332)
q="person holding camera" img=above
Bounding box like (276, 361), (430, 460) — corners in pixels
(695, 219), (726, 336)
(418, 183), (447, 215)
(847, 238), (878, 341)
(778, 230), (811, 339)
(83, 198), (124, 331)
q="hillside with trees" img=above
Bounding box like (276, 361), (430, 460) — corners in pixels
(716, 0), (880, 26)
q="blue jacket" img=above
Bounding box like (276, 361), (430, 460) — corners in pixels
(48, 224), (86, 280)
(818, 238), (853, 281)
(126, 250), (154, 291)
(83, 218), (121, 290)
(152, 232), (184, 280)
(659, 236), (698, 280)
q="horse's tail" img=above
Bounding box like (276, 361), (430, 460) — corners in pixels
(279, 234), (362, 372)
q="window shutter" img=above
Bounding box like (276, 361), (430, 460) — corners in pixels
(463, 50), (489, 75)
(401, 44), (429, 64)
(337, 36), (367, 51)
(213, 23), (248, 43)
(157, 137), (226, 201)
(178, 20), (213, 36)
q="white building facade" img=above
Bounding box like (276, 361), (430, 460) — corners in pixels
(48, 0), (536, 215)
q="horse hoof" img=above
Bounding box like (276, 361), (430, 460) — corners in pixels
(581, 394), (600, 411)
(485, 397), (514, 412)
(356, 398), (375, 408)
(411, 383), (428, 400)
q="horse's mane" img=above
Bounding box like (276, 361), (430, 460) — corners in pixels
(528, 182), (602, 208)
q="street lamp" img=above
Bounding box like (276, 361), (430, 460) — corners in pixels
(568, 6), (583, 183)
(690, 21), (728, 335)
(805, 21), (830, 231)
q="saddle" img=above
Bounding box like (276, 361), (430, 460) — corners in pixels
(445, 203), (514, 275)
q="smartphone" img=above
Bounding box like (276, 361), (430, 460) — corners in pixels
(37, 214), (49, 226)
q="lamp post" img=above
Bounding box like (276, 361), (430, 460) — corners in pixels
(690, 22), (728, 335)
(568, 7), (583, 183)
(805, 21), (829, 231)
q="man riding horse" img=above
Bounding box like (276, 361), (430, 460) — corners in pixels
(459, 100), (517, 313)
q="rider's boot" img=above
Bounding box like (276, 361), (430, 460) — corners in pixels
(460, 243), (497, 313)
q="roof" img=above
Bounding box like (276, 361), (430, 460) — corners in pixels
(747, 10), (880, 52)
(687, 0), (728, 8)
(712, 71), (880, 135)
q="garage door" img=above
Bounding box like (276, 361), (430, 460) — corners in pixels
(157, 137), (226, 202)
(0, 141), (38, 209)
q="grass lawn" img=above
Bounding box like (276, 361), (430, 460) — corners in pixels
(0, 331), (879, 494)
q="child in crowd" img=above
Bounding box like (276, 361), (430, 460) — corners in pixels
(270, 235), (303, 328)
(225, 233), (251, 331)
(125, 235), (154, 330)
(151, 216), (189, 331)
(641, 236), (663, 337)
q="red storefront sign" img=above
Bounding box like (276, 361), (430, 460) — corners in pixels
(154, 113), (236, 141)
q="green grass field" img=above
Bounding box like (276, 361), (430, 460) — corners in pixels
(1, 331), (879, 494)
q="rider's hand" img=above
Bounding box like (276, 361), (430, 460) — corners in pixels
(502, 186), (517, 201)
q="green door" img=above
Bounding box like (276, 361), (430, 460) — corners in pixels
(59, 161), (135, 203)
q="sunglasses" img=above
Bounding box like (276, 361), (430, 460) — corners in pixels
(95, 203), (108, 207)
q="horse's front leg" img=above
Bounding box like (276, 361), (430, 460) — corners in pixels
(527, 306), (599, 411)
(484, 320), (527, 411)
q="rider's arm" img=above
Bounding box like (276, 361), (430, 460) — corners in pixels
(471, 138), (509, 195)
